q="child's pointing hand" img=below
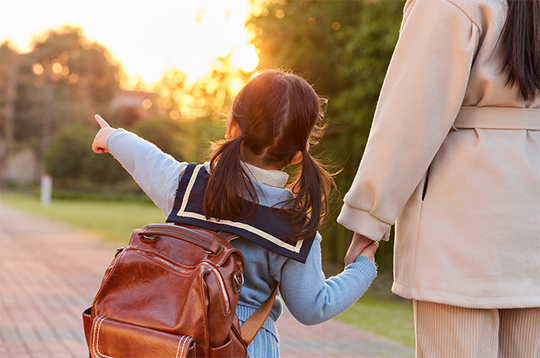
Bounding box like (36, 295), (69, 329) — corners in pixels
(92, 114), (116, 154)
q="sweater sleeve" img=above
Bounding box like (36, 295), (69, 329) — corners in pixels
(338, 0), (478, 240)
(278, 234), (377, 325)
(106, 129), (187, 216)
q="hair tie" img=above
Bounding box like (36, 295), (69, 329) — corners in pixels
(238, 134), (245, 141)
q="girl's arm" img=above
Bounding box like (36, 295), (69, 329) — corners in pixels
(92, 115), (186, 216)
(277, 234), (378, 325)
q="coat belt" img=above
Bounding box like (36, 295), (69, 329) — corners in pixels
(454, 106), (540, 130)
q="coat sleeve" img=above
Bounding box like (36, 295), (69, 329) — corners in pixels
(278, 234), (377, 325)
(106, 129), (188, 216)
(338, 0), (478, 240)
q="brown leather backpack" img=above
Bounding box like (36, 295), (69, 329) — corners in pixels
(82, 223), (276, 358)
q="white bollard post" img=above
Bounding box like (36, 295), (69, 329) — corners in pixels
(40, 174), (52, 207)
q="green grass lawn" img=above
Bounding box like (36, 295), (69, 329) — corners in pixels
(336, 296), (414, 348)
(0, 192), (165, 243)
(0, 192), (415, 349)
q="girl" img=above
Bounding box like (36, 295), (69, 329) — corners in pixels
(92, 69), (378, 357)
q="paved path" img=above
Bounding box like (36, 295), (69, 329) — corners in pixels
(0, 204), (415, 358)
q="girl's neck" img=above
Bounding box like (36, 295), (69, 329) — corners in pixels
(241, 152), (285, 171)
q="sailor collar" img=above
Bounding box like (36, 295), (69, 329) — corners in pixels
(166, 163), (314, 263)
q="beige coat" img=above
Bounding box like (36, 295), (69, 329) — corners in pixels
(338, 0), (540, 309)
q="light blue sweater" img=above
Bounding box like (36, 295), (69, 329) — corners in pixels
(106, 129), (377, 358)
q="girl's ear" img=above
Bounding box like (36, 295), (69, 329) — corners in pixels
(289, 142), (309, 165)
(290, 151), (303, 165)
(225, 114), (242, 140)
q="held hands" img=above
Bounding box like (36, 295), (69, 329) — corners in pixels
(92, 114), (116, 154)
(344, 232), (379, 266)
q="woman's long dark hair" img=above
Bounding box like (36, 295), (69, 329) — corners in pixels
(204, 70), (334, 241)
(500, 0), (540, 102)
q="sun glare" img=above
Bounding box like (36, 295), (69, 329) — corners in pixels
(0, 0), (259, 89)
(231, 45), (259, 72)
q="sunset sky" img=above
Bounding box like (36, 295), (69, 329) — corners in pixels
(0, 0), (259, 87)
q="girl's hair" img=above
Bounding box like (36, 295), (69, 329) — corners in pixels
(204, 70), (333, 241)
(499, 0), (540, 102)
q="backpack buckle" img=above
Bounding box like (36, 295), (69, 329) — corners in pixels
(114, 247), (125, 257)
(140, 234), (159, 243)
(232, 271), (244, 293)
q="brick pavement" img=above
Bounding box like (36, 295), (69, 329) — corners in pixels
(0, 204), (415, 358)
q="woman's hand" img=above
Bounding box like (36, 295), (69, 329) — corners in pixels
(344, 232), (379, 266)
(359, 239), (379, 264)
(92, 114), (116, 154)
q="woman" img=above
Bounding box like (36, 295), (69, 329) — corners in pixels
(338, 0), (540, 356)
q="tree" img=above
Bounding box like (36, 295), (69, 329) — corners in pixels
(248, 0), (405, 271)
(130, 115), (185, 161)
(44, 125), (130, 185)
(150, 56), (252, 162)
(0, 42), (19, 157)
(43, 125), (94, 179)
(1, 26), (123, 160)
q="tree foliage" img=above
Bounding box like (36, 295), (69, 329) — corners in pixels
(0, 26), (122, 158)
(44, 126), (92, 179)
(150, 56), (252, 162)
(0, 42), (19, 153)
(1, 26), (131, 190)
(1, 25), (253, 192)
(130, 116), (185, 161)
(43, 125), (130, 184)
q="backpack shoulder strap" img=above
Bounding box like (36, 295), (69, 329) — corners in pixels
(223, 231), (277, 345)
(240, 285), (279, 346)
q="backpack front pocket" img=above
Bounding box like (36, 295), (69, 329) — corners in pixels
(90, 316), (196, 358)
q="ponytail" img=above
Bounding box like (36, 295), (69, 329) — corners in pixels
(287, 150), (334, 241)
(204, 136), (257, 220)
(500, 0), (540, 102)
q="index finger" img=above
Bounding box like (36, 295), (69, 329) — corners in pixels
(94, 114), (110, 129)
